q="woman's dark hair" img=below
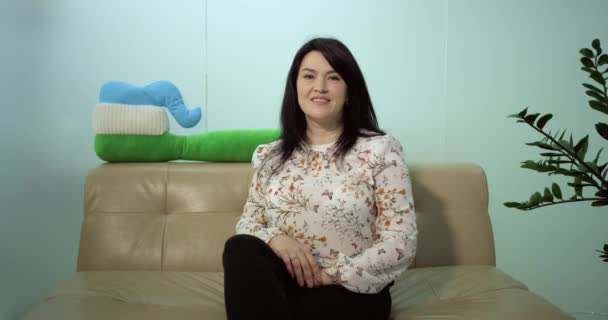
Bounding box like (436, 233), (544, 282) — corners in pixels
(276, 37), (385, 167)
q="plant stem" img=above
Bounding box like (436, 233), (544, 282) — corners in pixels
(521, 197), (606, 210)
(526, 122), (608, 190)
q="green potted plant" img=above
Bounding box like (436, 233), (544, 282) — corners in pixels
(504, 39), (608, 262)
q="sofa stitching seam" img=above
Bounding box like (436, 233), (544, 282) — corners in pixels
(160, 163), (170, 271)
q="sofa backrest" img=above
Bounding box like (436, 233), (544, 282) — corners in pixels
(77, 163), (495, 272)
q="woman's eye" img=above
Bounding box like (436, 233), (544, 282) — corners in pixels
(328, 75), (341, 81)
(302, 74), (314, 79)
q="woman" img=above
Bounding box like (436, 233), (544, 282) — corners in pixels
(223, 37), (418, 320)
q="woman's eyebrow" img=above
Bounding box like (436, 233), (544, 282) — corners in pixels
(301, 68), (338, 75)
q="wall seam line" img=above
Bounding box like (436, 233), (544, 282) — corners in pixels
(204, 0), (209, 131)
(443, 0), (450, 161)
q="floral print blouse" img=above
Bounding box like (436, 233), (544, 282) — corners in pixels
(236, 133), (418, 293)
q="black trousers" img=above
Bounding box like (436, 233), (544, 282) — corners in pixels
(223, 234), (392, 320)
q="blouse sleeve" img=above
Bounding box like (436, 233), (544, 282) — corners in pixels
(235, 144), (284, 243)
(335, 135), (418, 293)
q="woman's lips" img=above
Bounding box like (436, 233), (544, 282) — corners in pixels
(311, 97), (330, 105)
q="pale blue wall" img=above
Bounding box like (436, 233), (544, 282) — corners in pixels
(445, 0), (608, 314)
(206, 0), (449, 162)
(0, 1), (205, 319)
(1, 1), (607, 319)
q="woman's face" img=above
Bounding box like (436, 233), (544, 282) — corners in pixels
(296, 51), (347, 127)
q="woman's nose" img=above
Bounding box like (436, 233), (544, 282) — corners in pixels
(313, 79), (328, 93)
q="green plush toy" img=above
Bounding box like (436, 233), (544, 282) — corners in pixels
(93, 80), (280, 162)
(95, 129), (280, 162)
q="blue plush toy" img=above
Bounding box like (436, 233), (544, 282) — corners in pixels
(99, 80), (202, 128)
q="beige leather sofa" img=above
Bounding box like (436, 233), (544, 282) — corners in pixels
(25, 162), (573, 320)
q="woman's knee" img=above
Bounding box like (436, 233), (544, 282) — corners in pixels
(223, 234), (267, 263)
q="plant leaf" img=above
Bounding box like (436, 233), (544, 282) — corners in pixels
(567, 182), (594, 188)
(583, 83), (605, 95)
(591, 199), (608, 206)
(504, 202), (523, 208)
(536, 114), (553, 130)
(541, 135), (549, 143)
(590, 71), (607, 85)
(592, 39), (601, 53)
(581, 66), (595, 74)
(552, 183), (563, 199)
(589, 100), (608, 115)
(599, 54), (608, 66)
(581, 57), (595, 68)
(593, 147), (604, 164)
(586, 161), (601, 176)
(543, 187), (554, 202)
(526, 141), (557, 151)
(518, 107), (528, 118)
(586, 90), (607, 102)
(521, 160), (557, 173)
(574, 135), (589, 159)
(539, 162), (558, 172)
(553, 167), (583, 177)
(520, 160), (538, 170)
(574, 176), (583, 196)
(596, 122), (608, 140)
(596, 189), (608, 197)
(518, 202), (532, 210)
(509, 108), (529, 119)
(580, 48), (595, 58)
(524, 113), (540, 125)
(559, 138), (573, 152)
(547, 159), (572, 165)
(529, 192), (542, 206)
(541, 152), (564, 157)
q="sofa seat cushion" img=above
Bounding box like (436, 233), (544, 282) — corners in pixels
(391, 265), (573, 319)
(25, 266), (572, 320)
(25, 272), (227, 320)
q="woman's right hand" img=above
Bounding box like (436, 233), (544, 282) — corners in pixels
(268, 234), (323, 288)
